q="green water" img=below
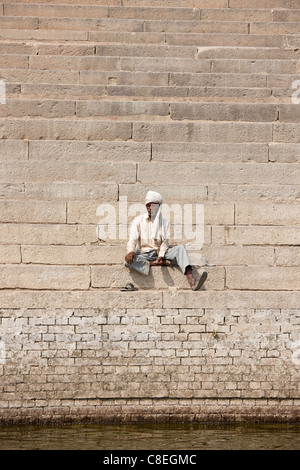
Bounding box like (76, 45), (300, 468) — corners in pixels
(0, 423), (299, 450)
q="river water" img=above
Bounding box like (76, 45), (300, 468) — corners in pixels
(0, 423), (299, 450)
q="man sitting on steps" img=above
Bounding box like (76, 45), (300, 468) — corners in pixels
(124, 190), (207, 291)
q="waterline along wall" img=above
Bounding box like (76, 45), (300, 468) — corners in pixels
(0, 0), (299, 424)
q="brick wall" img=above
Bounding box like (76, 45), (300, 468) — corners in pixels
(0, 0), (299, 423)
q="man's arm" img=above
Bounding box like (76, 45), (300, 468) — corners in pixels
(125, 217), (139, 264)
(158, 219), (170, 259)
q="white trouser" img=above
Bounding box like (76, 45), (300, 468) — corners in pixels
(124, 245), (191, 276)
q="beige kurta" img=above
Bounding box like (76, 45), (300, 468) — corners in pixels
(127, 212), (170, 258)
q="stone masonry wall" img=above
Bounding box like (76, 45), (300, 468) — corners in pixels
(0, 0), (300, 423)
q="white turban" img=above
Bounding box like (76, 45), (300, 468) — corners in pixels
(144, 191), (165, 244)
(145, 190), (163, 205)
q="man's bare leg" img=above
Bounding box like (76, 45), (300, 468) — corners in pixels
(185, 265), (195, 289)
(185, 265), (208, 291)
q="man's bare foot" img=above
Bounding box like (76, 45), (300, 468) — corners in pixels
(185, 266), (195, 289)
(192, 271), (208, 291)
(185, 266), (208, 290)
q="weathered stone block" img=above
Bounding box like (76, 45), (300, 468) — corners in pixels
(96, 43), (197, 58)
(269, 143), (300, 163)
(229, 0), (300, 9)
(152, 143), (269, 163)
(137, 162), (300, 185)
(0, 245), (21, 264)
(0, 265), (91, 290)
(91, 265), (223, 290)
(4, 3), (109, 18)
(0, 200), (66, 223)
(67, 201), (233, 225)
(170, 103), (278, 122)
(163, 291), (300, 309)
(208, 184), (300, 203)
(119, 184), (208, 203)
(273, 124), (300, 143)
(212, 226), (300, 246)
(29, 140), (151, 162)
(251, 22), (300, 36)
(0, 16), (38, 29)
(200, 246), (275, 267)
(0, 140), (28, 161)
(24, 182), (118, 201)
(0, 224), (98, 245)
(0, 290), (163, 309)
(133, 122), (272, 142)
(275, 247), (300, 267)
(22, 245), (126, 265)
(226, 266), (300, 291)
(0, 161), (136, 183)
(120, 56), (210, 73)
(76, 100), (169, 118)
(235, 203), (300, 226)
(0, 119), (132, 141)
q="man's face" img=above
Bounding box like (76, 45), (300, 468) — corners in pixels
(146, 202), (159, 219)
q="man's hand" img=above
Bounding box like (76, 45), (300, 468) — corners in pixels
(157, 257), (164, 264)
(125, 251), (135, 264)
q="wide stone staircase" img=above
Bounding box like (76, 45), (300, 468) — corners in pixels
(1, 0), (300, 301)
(0, 1), (300, 425)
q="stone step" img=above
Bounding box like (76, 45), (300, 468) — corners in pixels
(1, 222), (299, 247)
(4, 0), (228, 7)
(6, 243), (297, 269)
(206, 183), (300, 203)
(70, 200), (234, 225)
(17, 244), (279, 267)
(1, 263), (299, 291)
(0, 289), (299, 310)
(5, 4), (300, 24)
(18, 140), (269, 164)
(0, 29), (298, 48)
(1, 181), (298, 204)
(3, 3), (200, 20)
(2, 74), (297, 103)
(0, 118), (290, 141)
(1, 42), (299, 62)
(9, 83), (273, 101)
(3, 0), (299, 9)
(2, 98), (300, 121)
(0, 181), (119, 201)
(132, 121), (299, 143)
(0, 160), (136, 184)
(212, 225), (300, 246)
(137, 161), (300, 186)
(119, 182), (300, 204)
(0, 263), (220, 290)
(164, 33), (300, 48)
(7, 0), (122, 4)
(26, 55), (299, 75)
(226, 266), (300, 290)
(3, 3), (284, 23)
(229, 0), (300, 9)
(0, 16), (251, 34)
(1, 14), (300, 38)
(1, 159), (300, 187)
(4, 68), (293, 90)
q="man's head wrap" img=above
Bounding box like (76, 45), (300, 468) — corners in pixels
(145, 190), (163, 205)
(144, 190), (165, 244)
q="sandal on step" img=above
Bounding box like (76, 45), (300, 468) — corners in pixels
(120, 282), (138, 291)
(193, 271), (208, 291)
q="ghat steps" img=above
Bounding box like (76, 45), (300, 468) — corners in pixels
(0, 0), (300, 424)
(0, 1), (300, 297)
